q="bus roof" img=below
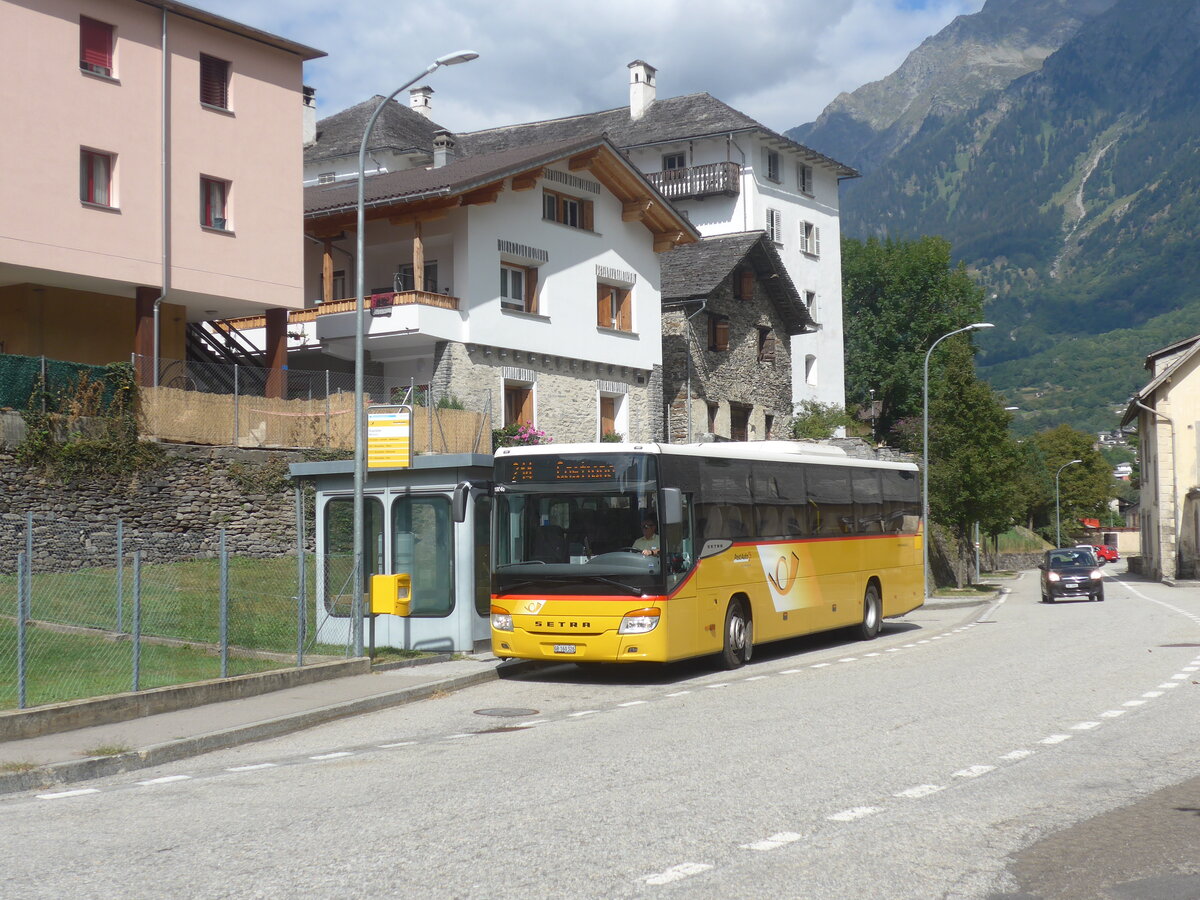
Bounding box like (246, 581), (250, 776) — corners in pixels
(494, 441), (918, 472)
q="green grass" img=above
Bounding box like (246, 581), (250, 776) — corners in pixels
(0, 620), (288, 709)
(933, 584), (1000, 598)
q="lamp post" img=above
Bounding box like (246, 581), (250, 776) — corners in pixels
(922, 322), (993, 598)
(351, 50), (479, 657)
(1055, 459), (1083, 548)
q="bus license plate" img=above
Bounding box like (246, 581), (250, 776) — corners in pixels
(553, 644), (576, 654)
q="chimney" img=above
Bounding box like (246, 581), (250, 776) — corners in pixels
(432, 130), (457, 168)
(302, 85), (317, 146)
(410, 85), (434, 119)
(628, 60), (656, 120)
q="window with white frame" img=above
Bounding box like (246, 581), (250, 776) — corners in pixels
(80, 149), (114, 207)
(501, 263), (538, 313)
(596, 284), (632, 331)
(797, 163), (814, 195)
(200, 176), (230, 230)
(598, 393), (625, 440)
(765, 149), (781, 183)
(800, 221), (820, 256)
(662, 152), (686, 171)
(317, 172), (336, 184)
(766, 208), (782, 245)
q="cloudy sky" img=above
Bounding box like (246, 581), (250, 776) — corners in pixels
(190, 0), (984, 134)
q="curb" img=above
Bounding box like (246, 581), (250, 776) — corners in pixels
(0, 659), (539, 797)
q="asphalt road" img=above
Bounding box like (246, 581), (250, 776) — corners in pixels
(2, 571), (1198, 899)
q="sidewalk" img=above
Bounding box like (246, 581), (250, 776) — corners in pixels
(0, 652), (525, 796)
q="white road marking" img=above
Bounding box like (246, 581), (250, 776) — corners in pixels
(514, 720), (546, 728)
(902, 643), (918, 648)
(811, 663), (831, 668)
(780, 669), (804, 674)
(227, 762), (277, 771)
(745, 675), (768, 681)
(445, 733), (474, 739)
(705, 683), (729, 690)
(1159, 683), (1180, 689)
(741, 832), (803, 851)
(1142, 691), (1164, 698)
(1071, 722), (1101, 731)
(885, 648), (901, 652)
(864, 652), (881, 657)
(568, 710), (597, 718)
(1040, 735), (1072, 745)
(310, 751), (354, 760)
(665, 691), (691, 697)
(37, 789), (99, 800)
(1170, 674), (1188, 680)
(828, 806), (881, 822)
(1123, 700), (1147, 707)
(138, 775), (191, 785)
(1000, 749), (1035, 760)
(895, 784), (944, 798)
(1183, 667), (1198, 673)
(618, 700), (647, 707)
(1099, 710), (1126, 718)
(838, 658), (858, 663)
(917, 640), (931, 644)
(645, 863), (713, 885)
(953, 765), (996, 779)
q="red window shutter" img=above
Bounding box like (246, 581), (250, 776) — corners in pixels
(80, 18), (112, 72)
(200, 55), (229, 108)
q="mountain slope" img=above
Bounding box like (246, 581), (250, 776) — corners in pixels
(805, 0), (1200, 435)
(788, 0), (1114, 171)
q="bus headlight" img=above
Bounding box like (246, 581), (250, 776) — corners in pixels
(491, 605), (513, 632)
(618, 608), (661, 634)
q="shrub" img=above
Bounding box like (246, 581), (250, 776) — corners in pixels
(492, 423), (552, 450)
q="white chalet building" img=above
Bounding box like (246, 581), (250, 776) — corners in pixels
(300, 134), (697, 442)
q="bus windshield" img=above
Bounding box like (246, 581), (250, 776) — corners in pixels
(493, 453), (673, 595)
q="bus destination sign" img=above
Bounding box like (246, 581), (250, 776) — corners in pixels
(503, 457), (618, 483)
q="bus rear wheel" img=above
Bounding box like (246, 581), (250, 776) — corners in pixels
(856, 582), (882, 641)
(720, 599), (752, 669)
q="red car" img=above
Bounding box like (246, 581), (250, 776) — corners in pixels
(1092, 544), (1119, 563)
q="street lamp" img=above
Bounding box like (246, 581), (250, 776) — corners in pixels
(352, 50), (479, 657)
(1055, 459), (1083, 548)
(922, 322), (993, 598)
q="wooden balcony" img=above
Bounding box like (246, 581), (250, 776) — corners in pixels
(646, 161), (741, 201)
(222, 290), (460, 331)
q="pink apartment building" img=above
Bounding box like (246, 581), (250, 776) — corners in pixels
(0, 0), (323, 383)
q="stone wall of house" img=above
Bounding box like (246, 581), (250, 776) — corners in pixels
(0, 445), (309, 575)
(662, 272), (793, 443)
(432, 340), (659, 443)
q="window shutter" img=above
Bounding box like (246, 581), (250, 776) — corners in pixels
(760, 331), (776, 362)
(582, 200), (594, 232)
(524, 266), (538, 313)
(200, 55), (229, 108)
(712, 316), (729, 352)
(799, 223), (809, 254)
(600, 397), (616, 436)
(739, 269), (755, 301)
(814, 226), (821, 257)
(617, 289), (632, 332)
(597, 285), (612, 327)
(80, 18), (112, 72)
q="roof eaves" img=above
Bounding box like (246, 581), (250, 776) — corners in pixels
(137, 0), (326, 60)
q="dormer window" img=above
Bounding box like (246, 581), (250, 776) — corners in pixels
(798, 163), (814, 195)
(765, 149), (781, 183)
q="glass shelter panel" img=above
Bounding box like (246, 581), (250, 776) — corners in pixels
(323, 496), (384, 617)
(391, 496), (454, 617)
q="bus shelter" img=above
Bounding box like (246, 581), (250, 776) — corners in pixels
(290, 454), (493, 653)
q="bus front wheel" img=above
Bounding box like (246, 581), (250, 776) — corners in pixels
(856, 582), (882, 641)
(720, 599), (752, 669)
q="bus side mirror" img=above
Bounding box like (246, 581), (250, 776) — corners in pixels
(452, 481), (470, 523)
(661, 488), (683, 525)
(371, 573), (411, 616)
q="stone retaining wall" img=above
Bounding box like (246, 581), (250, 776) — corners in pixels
(0, 444), (309, 574)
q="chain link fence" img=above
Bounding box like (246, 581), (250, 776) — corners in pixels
(1, 512), (348, 711)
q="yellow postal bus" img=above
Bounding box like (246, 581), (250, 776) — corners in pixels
(490, 441), (923, 668)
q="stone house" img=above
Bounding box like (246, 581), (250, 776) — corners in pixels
(659, 233), (815, 442)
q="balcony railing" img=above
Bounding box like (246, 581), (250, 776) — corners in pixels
(645, 161), (741, 201)
(222, 290), (460, 331)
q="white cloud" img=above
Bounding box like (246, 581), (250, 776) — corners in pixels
(189, 0), (983, 133)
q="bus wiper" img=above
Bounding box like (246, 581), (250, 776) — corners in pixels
(583, 575), (646, 596)
(494, 577), (561, 595)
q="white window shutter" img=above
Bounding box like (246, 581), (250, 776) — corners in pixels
(814, 226), (821, 257)
(799, 222), (808, 254)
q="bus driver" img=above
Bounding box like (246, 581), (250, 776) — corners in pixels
(633, 513), (660, 557)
